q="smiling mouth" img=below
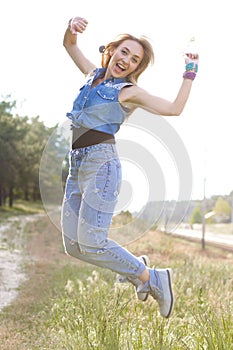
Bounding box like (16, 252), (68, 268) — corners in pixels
(116, 63), (126, 72)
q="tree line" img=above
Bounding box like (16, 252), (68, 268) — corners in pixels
(189, 195), (233, 224)
(0, 98), (68, 207)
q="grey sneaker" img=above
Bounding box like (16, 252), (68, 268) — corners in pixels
(137, 268), (174, 318)
(116, 255), (150, 302)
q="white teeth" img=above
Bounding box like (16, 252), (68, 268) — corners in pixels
(117, 63), (125, 70)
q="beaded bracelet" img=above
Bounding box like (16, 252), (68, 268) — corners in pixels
(183, 71), (196, 80)
(185, 62), (198, 73)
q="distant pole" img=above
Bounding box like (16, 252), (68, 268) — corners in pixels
(202, 177), (206, 249)
(231, 196), (233, 234)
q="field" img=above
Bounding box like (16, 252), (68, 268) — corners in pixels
(0, 207), (233, 349)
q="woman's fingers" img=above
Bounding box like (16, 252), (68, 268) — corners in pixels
(70, 17), (88, 34)
(185, 53), (199, 64)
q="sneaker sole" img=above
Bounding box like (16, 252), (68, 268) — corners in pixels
(163, 268), (174, 318)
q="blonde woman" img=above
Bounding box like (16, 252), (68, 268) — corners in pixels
(61, 16), (199, 318)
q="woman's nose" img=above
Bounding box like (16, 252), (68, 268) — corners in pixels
(122, 56), (130, 65)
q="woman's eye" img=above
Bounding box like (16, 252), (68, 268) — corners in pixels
(132, 58), (138, 63)
(121, 49), (127, 55)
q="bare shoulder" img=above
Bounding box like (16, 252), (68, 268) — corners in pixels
(119, 85), (148, 104)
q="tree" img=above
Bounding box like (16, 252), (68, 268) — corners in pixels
(213, 197), (231, 223)
(189, 205), (202, 224)
(0, 97), (67, 207)
(0, 97), (16, 116)
(0, 98), (21, 206)
(16, 116), (57, 201)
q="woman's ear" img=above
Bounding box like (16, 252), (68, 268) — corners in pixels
(109, 48), (115, 56)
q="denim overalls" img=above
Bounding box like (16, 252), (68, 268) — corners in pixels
(61, 68), (146, 278)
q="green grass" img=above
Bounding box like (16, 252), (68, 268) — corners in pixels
(1, 213), (233, 349)
(6, 256), (233, 349)
(18, 259), (232, 350)
(0, 200), (44, 222)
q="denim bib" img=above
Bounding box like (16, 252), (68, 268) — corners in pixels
(66, 68), (133, 135)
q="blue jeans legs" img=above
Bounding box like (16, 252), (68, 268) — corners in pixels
(61, 144), (146, 278)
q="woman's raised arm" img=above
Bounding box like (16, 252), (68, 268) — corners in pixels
(63, 17), (96, 76)
(119, 53), (199, 116)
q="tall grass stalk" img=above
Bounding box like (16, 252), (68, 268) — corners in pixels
(1, 213), (233, 349)
(33, 259), (233, 350)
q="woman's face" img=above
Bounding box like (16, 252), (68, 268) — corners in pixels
(107, 40), (144, 79)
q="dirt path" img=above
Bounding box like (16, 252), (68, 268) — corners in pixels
(0, 215), (45, 311)
(0, 211), (76, 349)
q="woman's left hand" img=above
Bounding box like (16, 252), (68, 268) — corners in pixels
(185, 53), (199, 64)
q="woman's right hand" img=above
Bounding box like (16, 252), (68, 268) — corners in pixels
(64, 16), (95, 75)
(69, 17), (88, 35)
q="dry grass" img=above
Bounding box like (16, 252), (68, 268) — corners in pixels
(0, 211), (233, 349)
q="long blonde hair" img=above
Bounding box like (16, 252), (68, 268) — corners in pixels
(100, 34), (154, 84)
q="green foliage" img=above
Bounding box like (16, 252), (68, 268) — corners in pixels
(214, 197), (231, 221)
(0, 97), (16, 116)
(0, 97), (67, 207)
(190, 205), (202, 224)
(0, 199), (44, 223)
(112, 210), (133, 225)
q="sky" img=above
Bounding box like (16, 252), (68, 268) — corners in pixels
(1, 0), (232, 212)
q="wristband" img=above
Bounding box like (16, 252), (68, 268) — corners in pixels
(183, 71), (196, 80)
(185, 62), (198, 73)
